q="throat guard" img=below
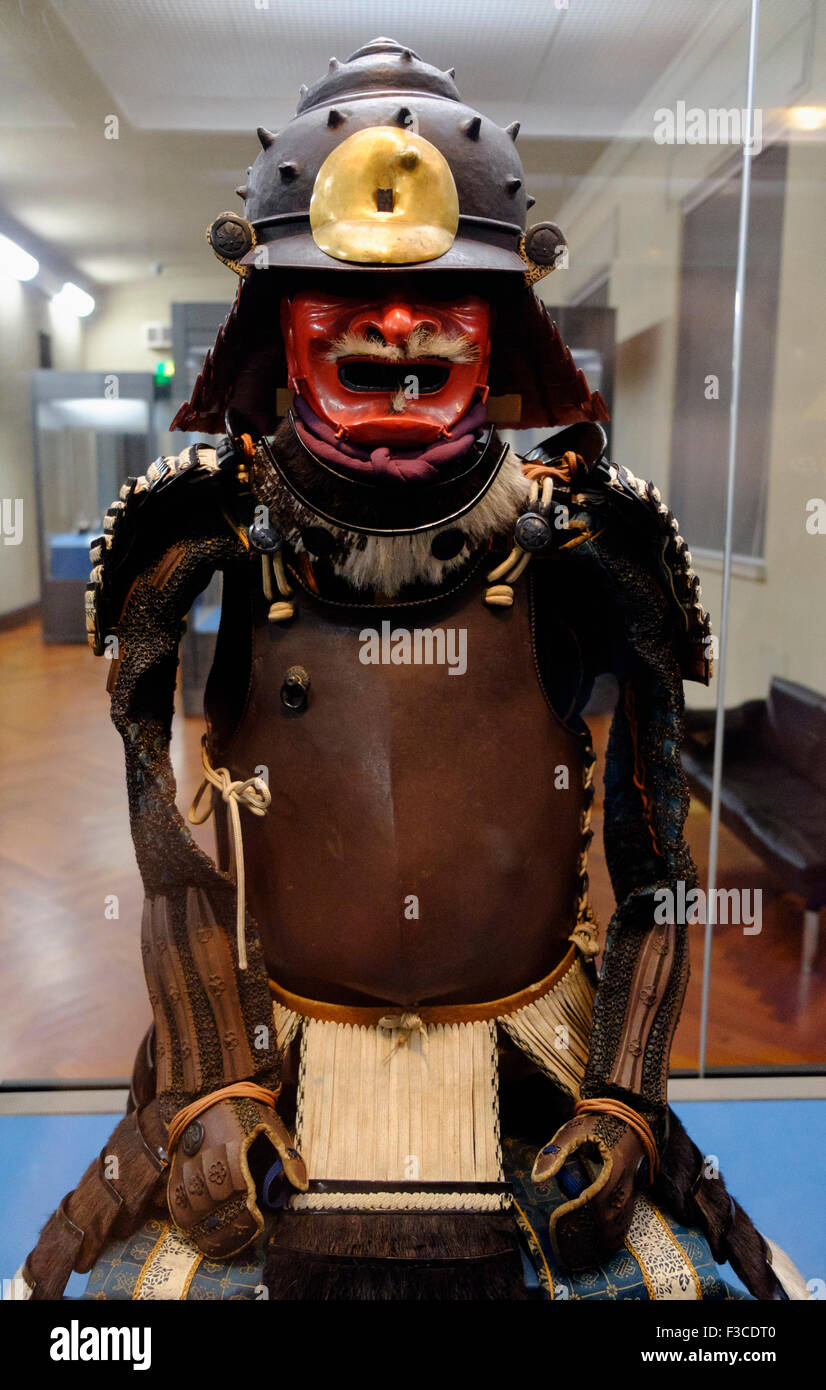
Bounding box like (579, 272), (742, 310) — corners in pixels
(262, 410), (508, 535)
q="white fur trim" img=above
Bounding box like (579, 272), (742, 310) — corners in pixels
(764, 1237), (812, 1300)
(285, 447), (527, 597)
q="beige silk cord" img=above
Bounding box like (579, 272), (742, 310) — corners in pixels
(188, 739), (271, 970)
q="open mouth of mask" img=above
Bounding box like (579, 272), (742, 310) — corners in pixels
(281, 287), (492, 447)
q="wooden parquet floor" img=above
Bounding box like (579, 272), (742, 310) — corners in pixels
(0, 622), (823, 1081)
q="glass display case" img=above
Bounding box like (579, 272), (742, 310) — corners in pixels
(31, 371), (157, 642)
(4, 0), (823, 1093)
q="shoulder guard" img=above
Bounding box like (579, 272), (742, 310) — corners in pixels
(84, 440), (242, 656)
(519, 425), (713, 684)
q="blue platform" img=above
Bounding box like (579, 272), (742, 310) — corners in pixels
(670, 1099), (824, 1294)
(48, 533), (96, 581)
(0, 1099), (821, 1298)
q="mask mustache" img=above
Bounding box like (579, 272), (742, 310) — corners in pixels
(326, 326), (480, 364)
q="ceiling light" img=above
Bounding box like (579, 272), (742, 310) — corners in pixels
(789, 105), (826, 131)
(52, 281), (95, 317)
(0, 232), (39, 281)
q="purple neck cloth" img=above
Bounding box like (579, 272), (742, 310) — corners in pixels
(292, 394), (487, 483)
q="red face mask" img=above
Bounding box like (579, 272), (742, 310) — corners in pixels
(281, 287), (492, 447)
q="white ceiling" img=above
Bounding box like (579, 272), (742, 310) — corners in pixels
(47, 0), (711, 134)
(0, 0), (812, 290)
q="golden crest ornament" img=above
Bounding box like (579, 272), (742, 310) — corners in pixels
(309, 126), (460, 265)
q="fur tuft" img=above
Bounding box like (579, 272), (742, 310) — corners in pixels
(764, 1238), (811, 1301)
(309, 448), (527, 596)
(264, 1210), (531, 1301)
(326, 327), (479, 364)
(252, 420), (528, 584)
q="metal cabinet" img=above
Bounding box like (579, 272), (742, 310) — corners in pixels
(31, 371), (157, 643)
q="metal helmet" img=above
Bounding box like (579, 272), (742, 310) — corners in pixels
(174, 37), (607, 436)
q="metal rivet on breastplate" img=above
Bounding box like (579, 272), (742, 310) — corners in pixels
(514, 511), (554, 553)
(280, 664), (311, 712)
(181, 1120), (204, 1157)
(301, 525), (336, 558)
(430, 528), (466, 561)
(248, 520), (283, 553)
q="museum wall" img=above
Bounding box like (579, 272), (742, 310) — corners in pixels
(0, 278), (83, 615)
(545, 0), (826, 706)
(81, 268), (228, 374)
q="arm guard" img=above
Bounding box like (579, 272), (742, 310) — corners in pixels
(526, 433), (709, 1143)
(584, 588), (693, 1129)
(89, 443), (304, 1251)
(23, 444), (306, 1290)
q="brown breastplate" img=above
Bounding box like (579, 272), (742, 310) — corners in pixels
(215, 559), (585, 1007)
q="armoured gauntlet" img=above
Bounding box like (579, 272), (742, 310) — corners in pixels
(142, 888), (307, 1256)
(166, 1088), (307, 1259)
(532, 1103), (656, 1269)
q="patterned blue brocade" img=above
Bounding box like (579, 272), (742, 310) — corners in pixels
(83, 1136), (749, 1301)
(503, 1138), (750, 1301)
(84, 1217), (268, 1301)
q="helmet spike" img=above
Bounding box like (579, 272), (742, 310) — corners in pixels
(505, 121), (520, 141)
(328, 56), (341, 70)
(235, 185), (248, 201)
(394, 106), (412, 128)
(446, 67), (455, 78)
(299, 84), (308, 98)
(526, 194), (536, 209)
(461, 115), (482, 140)
(327, 108), (346, 128)
(278, 161), (299, 182)
(257, 126), (277, 150)
(506, 176), (522, 195)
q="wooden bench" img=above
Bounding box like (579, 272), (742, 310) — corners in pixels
(683, 677), (826, 973)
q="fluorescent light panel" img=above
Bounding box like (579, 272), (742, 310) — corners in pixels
(52, 281), (95, 317)
(0, 232), (39, 281)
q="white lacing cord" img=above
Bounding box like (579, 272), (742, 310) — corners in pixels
(484, 543), (532, 607)
(377, 1011), (426, 1035)
(484, 478), (558, 606)
(188, 740), (271, 970)
(377, 1009), (427, 1056)
(289, 1191), (509, 1212)
(261, 551), (295, 622)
